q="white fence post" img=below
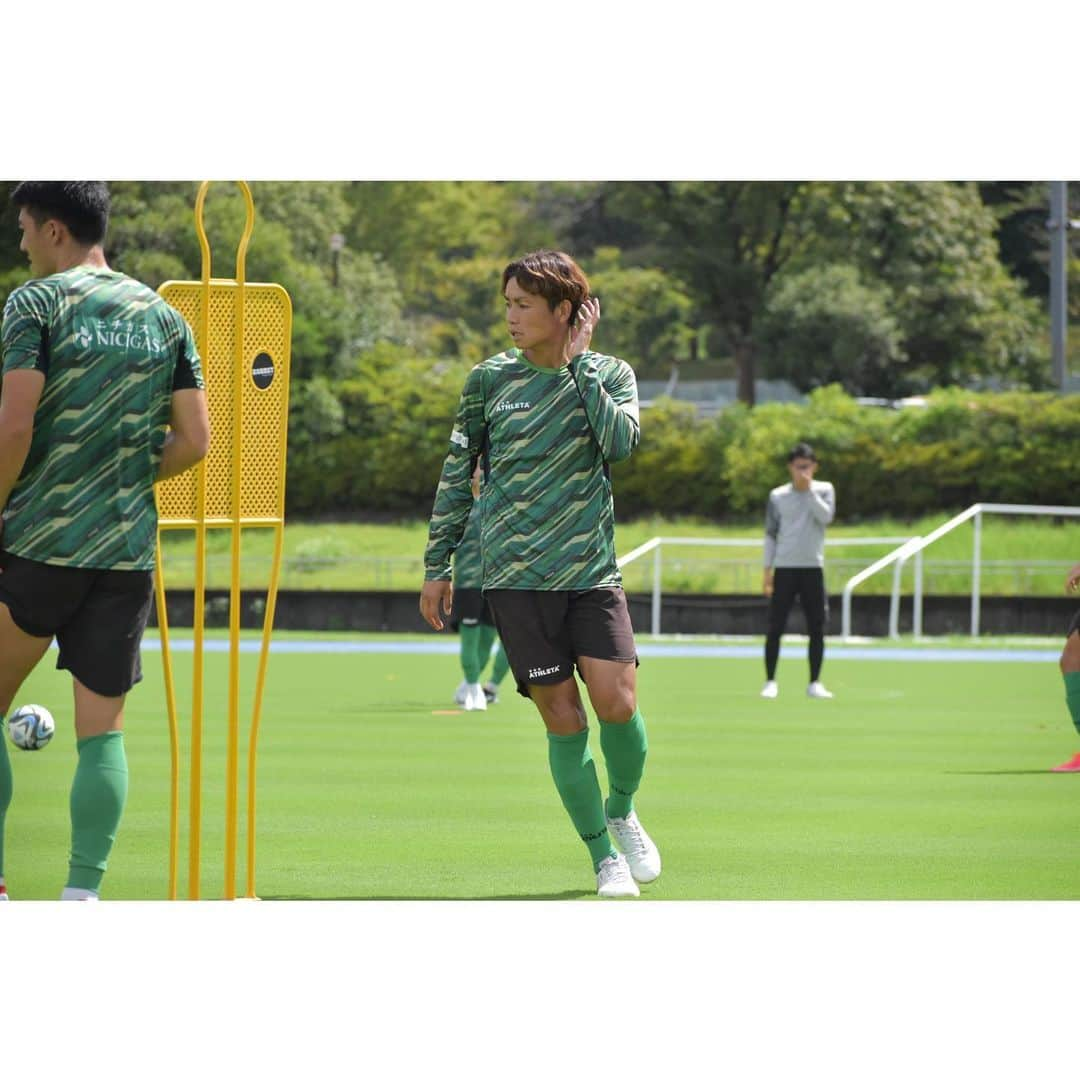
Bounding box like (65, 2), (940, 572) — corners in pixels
(914, 549), (924, 637)
(652, 544), (662, 636)
(971, 507), (982, 637)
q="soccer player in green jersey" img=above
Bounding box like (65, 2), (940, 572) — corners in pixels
(0, 182), (210, 900)
(421, 250), (660, 898)
(450, 472), (510, 711)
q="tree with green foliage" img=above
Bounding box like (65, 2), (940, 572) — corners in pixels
(800, 182), (1048, 393)
(602, 181), (813, 404)
(756, 263), (906, 396)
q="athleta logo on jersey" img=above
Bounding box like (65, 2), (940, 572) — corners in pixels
(528, 664), (561, 679)
(75, 318), (165, 354)
(494, 401), (531, 412)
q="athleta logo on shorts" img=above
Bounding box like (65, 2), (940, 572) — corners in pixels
(494, 401), (531, 412)
(528, 664), (561, 679)
(449, 429), (469, 449)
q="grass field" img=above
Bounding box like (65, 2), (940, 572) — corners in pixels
(4, 632), (1078, 902)
(156, 514), (1080, 594)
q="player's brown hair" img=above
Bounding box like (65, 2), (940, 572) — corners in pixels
(501, 250), (590, 327)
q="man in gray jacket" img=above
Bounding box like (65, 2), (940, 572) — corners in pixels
(761, 442), (835, 700)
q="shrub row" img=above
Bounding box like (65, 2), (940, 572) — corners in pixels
(285, 377), (1080, 521)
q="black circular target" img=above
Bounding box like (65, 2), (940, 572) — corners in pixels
(252, 352), (275, 390)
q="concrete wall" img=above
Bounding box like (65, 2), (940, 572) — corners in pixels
(149, 590), (1080, 639)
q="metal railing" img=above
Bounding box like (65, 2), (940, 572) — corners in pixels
(617, 536), (912, 636)
(839, 503), (1080, 640)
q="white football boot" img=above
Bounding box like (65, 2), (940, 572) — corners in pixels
(806, 681), (834, 699)
(482, 682), (499, 705)
(596, 853), (639, 898)
(462, 682), (488, 711)
(606, 810), (662, 883)
(453, 680), (468, 706)
(760, 680), (778, 699)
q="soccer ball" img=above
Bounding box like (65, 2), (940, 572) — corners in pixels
(7, 704), (56, 751)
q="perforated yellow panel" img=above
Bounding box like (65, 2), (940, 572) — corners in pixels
(156, 280), (292, 525)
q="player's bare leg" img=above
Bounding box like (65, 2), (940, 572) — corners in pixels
(0, 601), (52, 899)
(0, 601), (52, 715)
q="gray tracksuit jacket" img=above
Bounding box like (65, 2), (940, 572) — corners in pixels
(763, 481), (836, 569)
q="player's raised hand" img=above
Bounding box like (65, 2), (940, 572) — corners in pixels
(1066, 561), (1080, 593)
(568, 297), (600, 359)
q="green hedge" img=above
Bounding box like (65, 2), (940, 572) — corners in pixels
(285, 378), (1080, 520)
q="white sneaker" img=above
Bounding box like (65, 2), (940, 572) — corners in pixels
(462, 682), (488, 711)
(606, 810), (662, 883)
(596, 853), (639, 898)
(761, 680), (778, 699)
(482, 682), (499, 705)
(453, 679), (468, 706)
(807, 681), (834, 699)
(60, 887), (99, 900)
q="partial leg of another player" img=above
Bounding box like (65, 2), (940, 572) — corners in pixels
(1051, 627), (1080, 773)
(578, 655), (661, 884)
(457, 621), (488, 711)
(0, 600), (54, 901)
(478, 626), (509, 704)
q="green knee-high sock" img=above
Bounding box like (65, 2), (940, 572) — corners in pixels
(0, 716), (11, 878)
(457, 626), (483, 682)
(547, 729), (615, 871)
(477, 624), (497, 671)
(490, 644), (510, 687)
(459, 624), (485, 684)
(68, 732), (128, 893)
(599, 708), (648, 820)
(1065, 671), (1080, 735)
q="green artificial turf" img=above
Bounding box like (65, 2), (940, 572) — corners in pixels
(3, 634), (1077, 901)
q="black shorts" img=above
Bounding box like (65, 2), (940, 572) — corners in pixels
(485, 587), (638, 698)
(0, 550), (154, 697)
(449, 587), (495, 630)
(1069, 609), (1080, 638)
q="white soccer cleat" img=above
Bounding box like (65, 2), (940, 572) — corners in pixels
(606, 810), (662, 883)
(453, 680), (468, 706)
(482, 682), (499, 705)
(760, 680), (778, 699)
(596, 853), (639, 898)
(59, 887), (99, 901)
(807, 681), (834, 699)
(462, 682), (488, 711)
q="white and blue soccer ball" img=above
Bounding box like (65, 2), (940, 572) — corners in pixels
(7, 704), (56, 751)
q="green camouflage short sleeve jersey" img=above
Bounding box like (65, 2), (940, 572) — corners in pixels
(1, 267), (204, 570)
(452, 500), (484, 589)
(425, 348), (640, 591)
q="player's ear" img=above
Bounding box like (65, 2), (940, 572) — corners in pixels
(43, 219), (63, 246)
(556, 298), (572, 326)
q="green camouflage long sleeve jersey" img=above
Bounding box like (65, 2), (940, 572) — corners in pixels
(1, 267), (203, 570)
(425, 348), (640, 590)
(452, 500), (484, 589)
